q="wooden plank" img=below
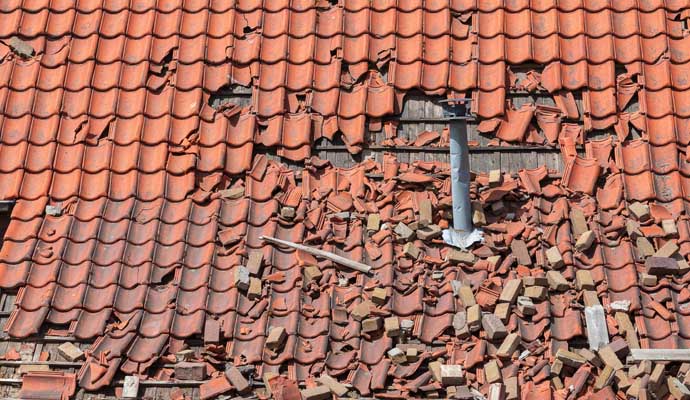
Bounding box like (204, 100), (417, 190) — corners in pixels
(629, 349), (690, 362)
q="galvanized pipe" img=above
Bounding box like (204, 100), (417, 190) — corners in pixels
(449, 118), (473, 232)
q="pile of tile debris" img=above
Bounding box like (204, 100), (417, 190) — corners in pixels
(10, 154), (690, 399)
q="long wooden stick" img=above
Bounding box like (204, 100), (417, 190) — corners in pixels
(260, 236), (372, 274)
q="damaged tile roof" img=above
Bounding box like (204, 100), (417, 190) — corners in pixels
(1, 0), (690, 399)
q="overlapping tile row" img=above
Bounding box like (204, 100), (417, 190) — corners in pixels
(1, 0), (690, 176)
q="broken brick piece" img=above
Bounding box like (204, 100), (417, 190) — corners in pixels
(303, 265), (323, 282)
(497, 333), (521, 358)
(484, 360), (501, 384)
(406, 347), (419, 362)
(266, 327), (287, 350)
(281, 206), (296, 219)
(575, 270), (595, 290)
(494, 302), (511, 323)
(447, 249), (476, 264)
(636, 236), (656, 257)
(498, 279), (522, 304)
(467, 304), (481, 332)
(517, 296), (536, 315)
(453, 312), (469, 338)
(472, 202), (487, 226)
(640, 273), (658, 286)
(367, 213), (381, 231)
(655, 241), (679, 258)
(489, 169), (503, 186)
(416, 224), (442, 241)
(522, 276), (548, 287)
(429, 361), (442, 382)
(556, 349), (586, 368)
(301, 385), (331, 400)
(594, 366), (615, 390)
(598, 345), (624, 370)
(523, 285), (547, 300)
(575, 230), (595, 251)
(403, 242), (421, 259)
(482, 313), (508, 340)
(248, 277), (262, 299)
(440, 364), (464, 385)
(570, 208), (588, 237)
(351, 300), (373, 321)
(361, 317), (382, 333)
(175, 362), (207, 381)
(372, 287), (388, 304)
(546, 270), (569, 291)
(388, 348), (407, 364)
(646, 257), (680, 276)
(419, 199), (433, 227)
(510, 240), (532, 266)
(394, 222), (415, 241)
(583, 290), (601, 307)
(225, 366), (251, 394)
(122, 376), (139, 399)
(317, 375), (348, 396)
(384, 316), (400, 337)
(663, 219), (678, 236)
(234, 266), (250, 291)
(57, 342), (84, 362)
(246, 251), (263, 275)
(545, 246), (564, 269)
(629, 202), (650, 221)
(458, 285), (476, 308)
